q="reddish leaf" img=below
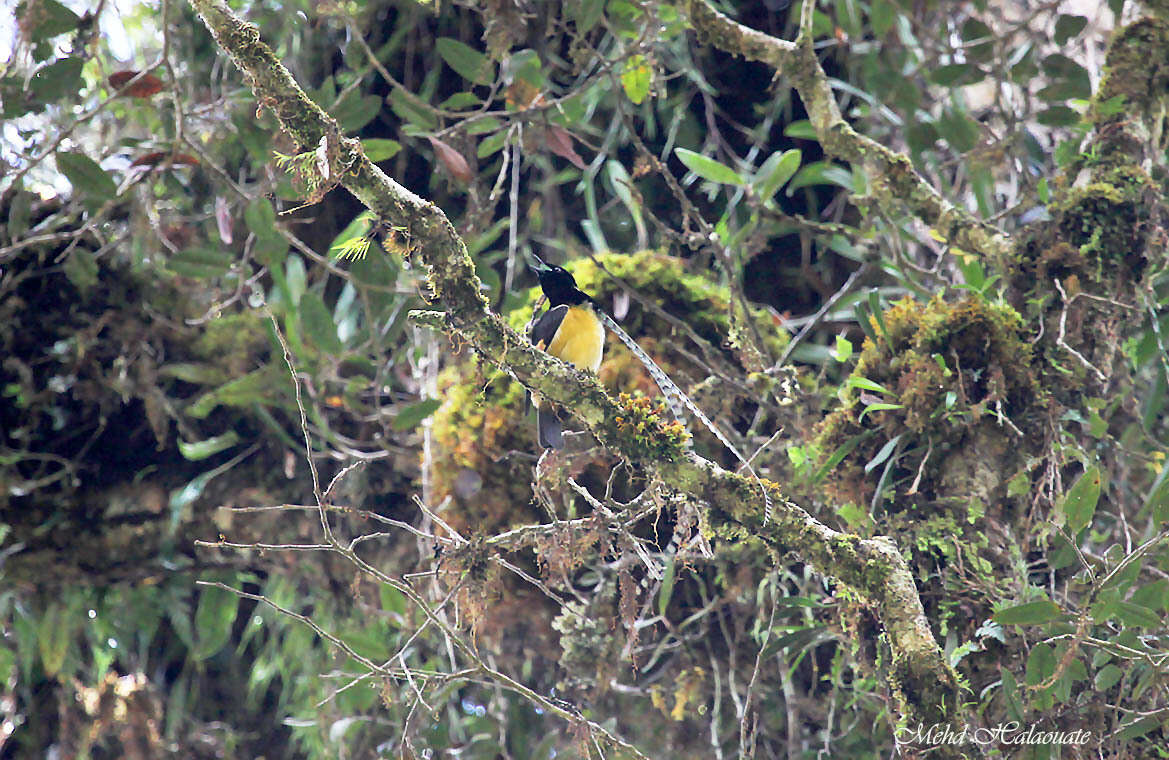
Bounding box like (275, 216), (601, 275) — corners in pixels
(544, 126), (586, 169)
(215, 196), (233, 244)
(129, 152), (199, 169)
(427, 136), (473, 185)
(108, 70), (164, 98)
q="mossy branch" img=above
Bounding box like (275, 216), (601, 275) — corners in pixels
(189, 0), (965, 733)
(684, 0), (1010, 264)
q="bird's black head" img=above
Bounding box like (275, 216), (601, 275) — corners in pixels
(527, 253), (591, 307)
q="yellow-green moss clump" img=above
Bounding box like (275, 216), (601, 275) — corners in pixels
(429, 250), (788, 535)
(813, 295), (1038, 510)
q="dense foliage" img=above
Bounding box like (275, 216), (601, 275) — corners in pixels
(2, 0), (1168, 757)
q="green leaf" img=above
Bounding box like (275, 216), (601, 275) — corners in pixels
(388, 89), (437, 131)
(300, 292), (344, 354)
(786, 161), (852, 194)
(436, 37), (494, 85)
(1037, 106), (1081, 127)
(1094, 663), (1123, 691)
(245, 198), (278, 240)
(1059, 464), (1101, 534)
(928, 63), (982, 87)
(864, 434), (902, 473)
(658, 555), (676, 617)
(193, 583), (240, 660)
(753, 149), (801, 204)
(332, 92), (382, 132)
(169, 247), (233, 280)
(37, 604), (72, 677)
(847, 375), (891, 395)
(63, 250), (98, 290)
(1146, 464), (1169, 525)
(1118, 716), (1159, 740)
(870, 0), (895, 38)
(392, 398), (442, 431)
(187, 367), (284, 419)
(758, 625), (833, 660)
(18, 0), (81, 41)
(783, 120), (817, 139)
(1114, 600), (1162, 629)
(811, 430), (875, 484)
(30, 57), (84, 103)
(178, 431), (241, 461)
(57, 151), (117, 198)
(993, 599), (1064, 626)
(831, 333), (853, 362)
(674, 148), (744, 185)
(1054, 14), (1089, 45)
(569, 0), (605, 32)
(477, 129), (509, 159)
(438, 91), (481, 110)
(620, 54), (651, 104)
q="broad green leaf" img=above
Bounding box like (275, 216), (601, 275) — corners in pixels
(18, 0), (80, 41)
(436, 37), (494, 85)
(63, 250), (98, 290)
(831, 334), (853, 362)
(783, 120), (817, 139)
(388, 89), (437, 131)
(332, 93), (382, 132)
(178, 431), (241, 461)
(1059, 464), (1101, 534)
(169, 247), (233, 280)
(993, 599), (1063, 626)
(300, 292), (344, 354)
(438, 92), (481, 110)
(1094, 664), (1123, 691)
(621, 54), (651, 104)
(569, 0), (605, 32)
(193, 584), (241, 660)
(674, 148), (744, 185)
(245, 198), (278, 240)
(753, 149), (801, 204)
(477, 129), (509, 159)
(787, 161), (852, 194)
(465, 117), (502, 135)
(1037, 106), (1080, 127)
(870, 0), (895, 38)
(57, 151), (117, 198)
(929, 63), (982, 87)
(392, 398), (442, 431)
(1114, 600), (1161, 629)
(30, 56), (83, 102)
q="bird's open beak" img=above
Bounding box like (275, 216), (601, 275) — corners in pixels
(524, 251), (552, 273)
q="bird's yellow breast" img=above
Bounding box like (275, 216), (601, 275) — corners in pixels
(546, 305), (605, 373)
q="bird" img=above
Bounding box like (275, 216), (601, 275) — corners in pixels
(526, 252), (605, 449)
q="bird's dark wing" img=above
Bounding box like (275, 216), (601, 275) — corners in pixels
(530, 304), (569, 349)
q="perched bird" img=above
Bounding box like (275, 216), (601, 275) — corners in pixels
(526, 253), (605, 449)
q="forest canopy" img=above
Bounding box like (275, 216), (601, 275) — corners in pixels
(2, 0), (1169, 757)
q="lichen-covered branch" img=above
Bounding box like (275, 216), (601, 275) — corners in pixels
(188, 0), (963, 732)
(685, 0), (1011, 264)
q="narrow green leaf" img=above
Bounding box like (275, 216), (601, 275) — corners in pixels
(847, 375), (892, 395)
(392, 398), (442, 431)
(993, 599), (1064, 626)
(783, 120), (817, 139)
(811, 430), (875, 484)
(436, 37), (493, 85)
(1059, 464), (1101, 534)
(332, 93), (382, 132)
(787, 161), (852, 194)
(57, 151), (117, 198)
(674, 148), (744, 185)
(37, 604), (72, 677)
(864, 434), (903, 473)
(658, 555), (676, 617)
(178, 431), (241, 461)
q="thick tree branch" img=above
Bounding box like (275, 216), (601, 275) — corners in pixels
(685, 0), (1011, 264)
(188, 0), (965, 733)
